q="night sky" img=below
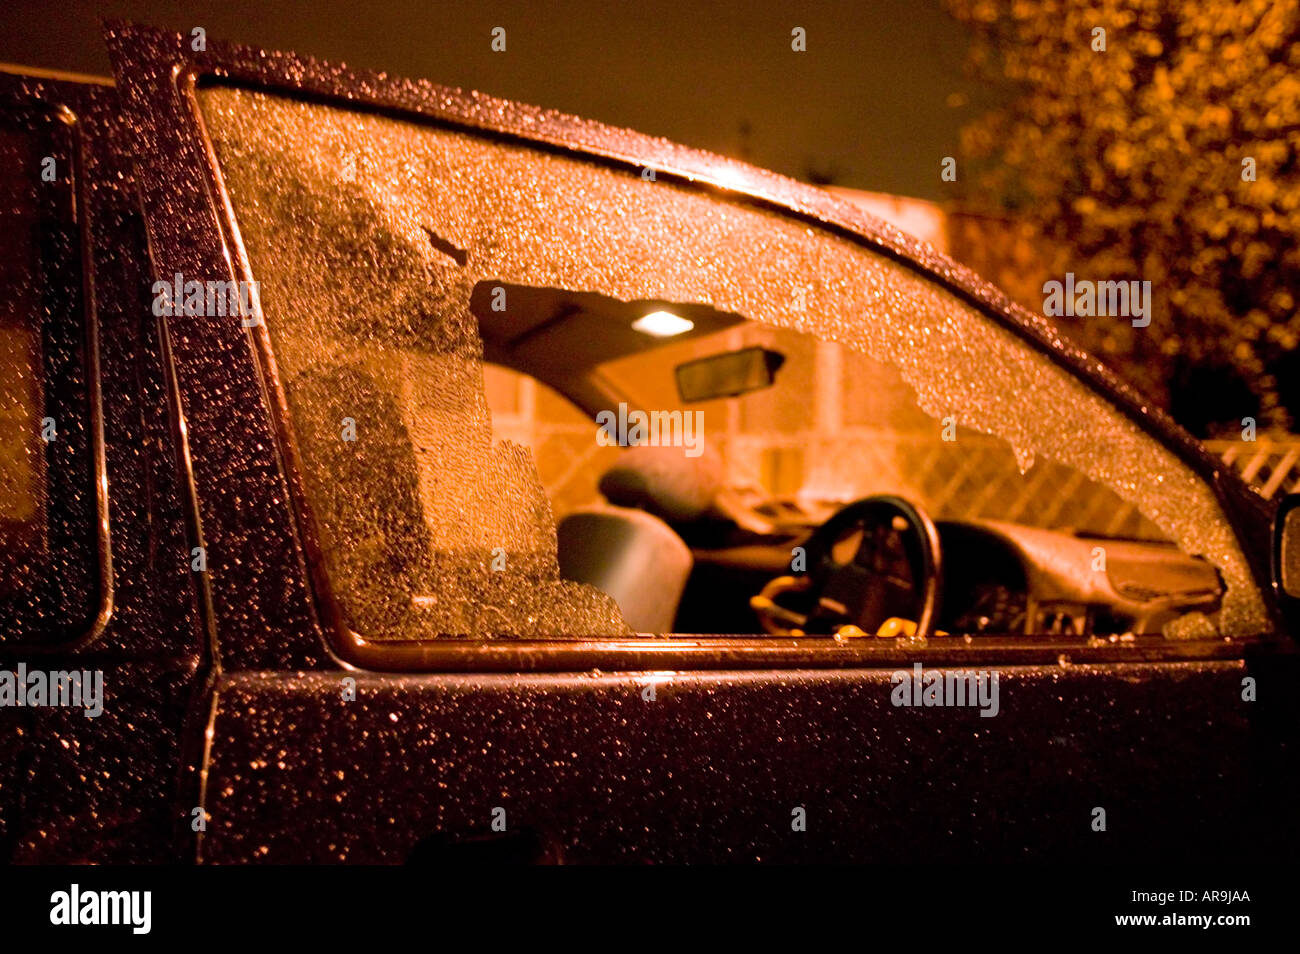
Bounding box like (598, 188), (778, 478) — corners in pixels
(0, 0), (991, 200)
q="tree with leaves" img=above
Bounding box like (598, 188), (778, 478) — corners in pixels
(944, 0), (1300, 436)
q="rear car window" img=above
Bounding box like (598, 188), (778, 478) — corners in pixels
(0, 106), (103, 645)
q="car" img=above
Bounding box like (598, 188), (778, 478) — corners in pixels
(0, 22), (1296, 864)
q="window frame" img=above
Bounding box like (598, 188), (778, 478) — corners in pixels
(0, 73), (112, 653)
(106, 23), (1289, 671)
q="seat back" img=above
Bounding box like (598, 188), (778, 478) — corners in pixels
(556, 505), (693, 633)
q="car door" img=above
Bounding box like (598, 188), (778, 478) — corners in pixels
(0, 66), (207, 863)
(105, 22), (1298, 863)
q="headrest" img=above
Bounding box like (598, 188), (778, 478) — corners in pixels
(598, 444), (724, 523)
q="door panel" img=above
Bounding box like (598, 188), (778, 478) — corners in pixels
(0, 66), (208, 863)
(201, 663), (1261, 863)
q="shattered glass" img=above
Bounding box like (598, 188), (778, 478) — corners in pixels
(197, 85), (1268, 638)
(196, 93), (628, 638)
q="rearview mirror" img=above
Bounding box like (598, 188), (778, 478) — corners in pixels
(1275, 493), (1300, 599)
(675, 347), (785, 403)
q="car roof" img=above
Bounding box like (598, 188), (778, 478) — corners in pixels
(0, 62), (114, 87)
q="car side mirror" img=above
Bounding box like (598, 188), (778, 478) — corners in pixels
(1275, 493), (1300, 599)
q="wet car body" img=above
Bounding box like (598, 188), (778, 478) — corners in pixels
(0, 24), (1296, 863)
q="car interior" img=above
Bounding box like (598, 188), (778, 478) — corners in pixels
(475, 281), (1226, 640)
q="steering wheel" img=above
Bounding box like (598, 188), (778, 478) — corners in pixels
(753, 495), (944, 638)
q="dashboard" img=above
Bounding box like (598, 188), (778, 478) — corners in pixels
(935, 519), (1223, 637)
(676, 504), (1225, 637)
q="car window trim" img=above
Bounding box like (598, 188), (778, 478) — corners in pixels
(0, 76), (113, 654)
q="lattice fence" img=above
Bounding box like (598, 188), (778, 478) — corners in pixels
(728, 431), (1162, 539)
(1207, 439), (1300, 499)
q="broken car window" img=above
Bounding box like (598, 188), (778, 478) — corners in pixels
(196, 84), (1267, 640)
